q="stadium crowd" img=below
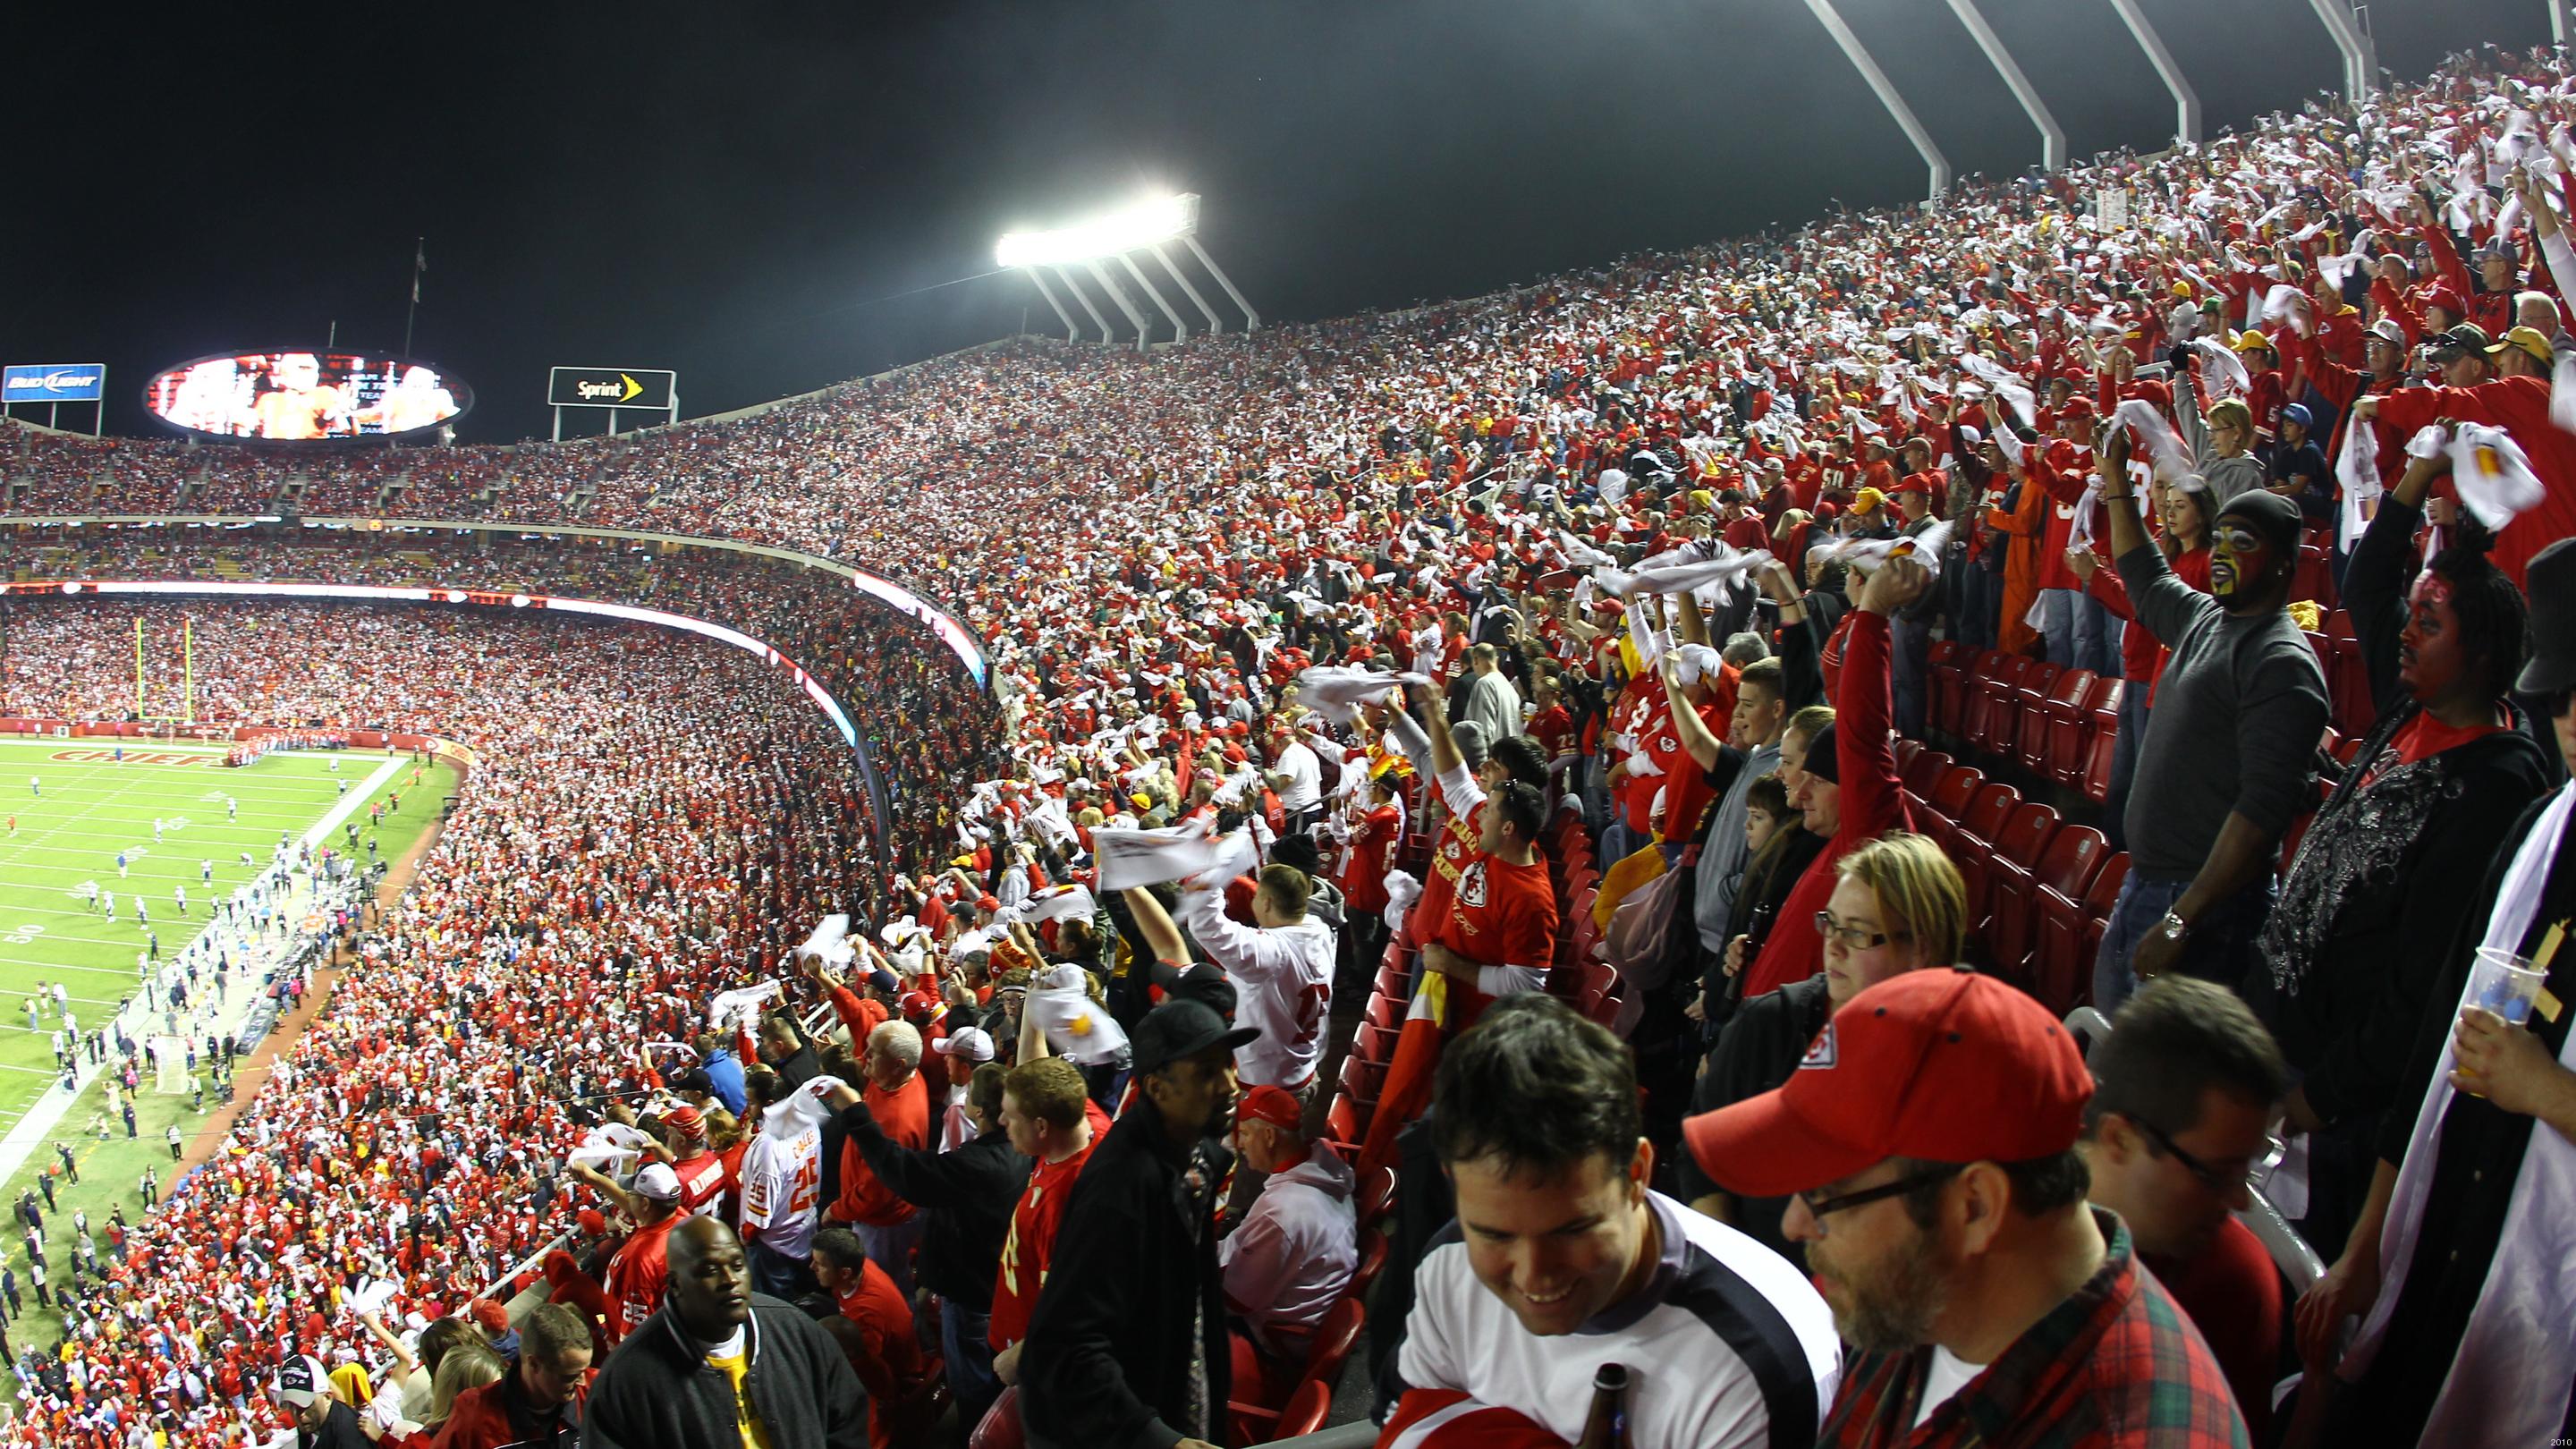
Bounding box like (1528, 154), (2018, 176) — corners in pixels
(0, 37), (2574, 1449)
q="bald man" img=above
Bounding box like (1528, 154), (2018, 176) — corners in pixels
(583, 1216), (869, 1449)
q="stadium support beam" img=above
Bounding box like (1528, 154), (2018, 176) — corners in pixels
(1800, 0), (1951, 200)
(1943, 0), (2065, 173)
(2106, 0), (2201, 148)
(2554, 0), (2573, 46)
(1053, 267), (1116, 344)
(1086, 258), (1154, 351)
(1116, 252), (1188, 343)
(1181, 234), (1261, 332)
(1023, 267), (1080, 341)
(2305, 0), (2377, 104)
(1150, 242), (1226, 336)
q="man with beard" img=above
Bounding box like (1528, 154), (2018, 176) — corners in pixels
(2080, 979), (2291, 1441)
(1690, 970), (2248, 1447)
(1387, 994), (1839, 1446)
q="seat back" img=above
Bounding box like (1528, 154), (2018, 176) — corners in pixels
(1960, 783), (2020, 843)
(1995, 801), (2061, 867)
(2020, 669), (2092, 774)
(2085, 852), (2131, 915)
(1928, 763), (1985, 819)
(1300, 1296), (1368, 1393)
(1901, 748), (1952, 799)
(1272, 1380), (1335, 1440)
(2034, 825), (2109, 899)
(968, 1388), (1026, 1449)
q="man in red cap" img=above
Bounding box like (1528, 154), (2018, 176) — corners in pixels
(1220, 1084), (1357, 1432)
(1684, 970), (2247, 1446)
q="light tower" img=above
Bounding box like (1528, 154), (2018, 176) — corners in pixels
(997, 192), (1258, 350)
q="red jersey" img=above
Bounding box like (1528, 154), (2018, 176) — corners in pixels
(989, 1099), (1114, 1351)
(1526, 704), (1576, 762)
(668, 1149), (732, 1217)
(602, 1214), (680, 1340)
(1340, 803), (1403, 916)
(836, 1258), (928, 1449)
(832, 1075), (927, 1227)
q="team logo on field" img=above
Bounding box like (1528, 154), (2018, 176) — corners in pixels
(1799, 1024), (1837, 1071)
(47, 750), (215, 767)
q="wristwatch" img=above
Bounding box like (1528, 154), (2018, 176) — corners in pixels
(2158, 911), (2190, 943)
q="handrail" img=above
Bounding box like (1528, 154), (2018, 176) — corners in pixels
(1256, 1421), (1377, 1449)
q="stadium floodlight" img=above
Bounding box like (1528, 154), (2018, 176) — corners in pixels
(997, 192), (1256, 348)
(996, 193), (1196, 270)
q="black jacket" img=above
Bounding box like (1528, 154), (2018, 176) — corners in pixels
(1678, 973), (1834, 1266)
(1021, 1096), (1229, 1449)
(2253, 492), (2552, 1129)
(581, 1293), (868, 1449)
(835, 1101), (1027, 1311)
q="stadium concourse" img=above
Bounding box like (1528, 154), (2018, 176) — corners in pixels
(0, 38), (2574, 1449)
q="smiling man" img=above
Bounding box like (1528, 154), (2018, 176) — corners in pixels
(1385, 994), (1840, 1447)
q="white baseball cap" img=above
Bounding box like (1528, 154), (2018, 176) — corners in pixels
(276, 1353), (329, 1408)
(933, 1027), (996, 1063)
(632, 1163), (682, 1202)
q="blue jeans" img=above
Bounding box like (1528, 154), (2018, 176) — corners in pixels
(857, 1215), (927, 1301)
(2038, 589), (2081, 667)
(748, 1237), (817, 1301)
(944, 1299), (1001, 1429)
(2093, 873), (2275, 1014)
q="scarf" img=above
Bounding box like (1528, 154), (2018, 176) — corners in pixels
(2340, 782), (2576, 1447)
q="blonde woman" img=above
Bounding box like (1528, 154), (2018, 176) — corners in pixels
(1681, 832), (1967, 1264)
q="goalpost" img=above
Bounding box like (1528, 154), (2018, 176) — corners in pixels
(133, 614), (196, 724)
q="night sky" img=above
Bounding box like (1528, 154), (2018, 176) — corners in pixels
(1, 1), (2546, 444)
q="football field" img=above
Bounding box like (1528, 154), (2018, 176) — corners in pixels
(0, 737), (444, 1122)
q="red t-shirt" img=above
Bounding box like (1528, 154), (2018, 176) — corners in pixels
(990, 1098), (1115, 1351)
(1341, 804), (1403, 916)
(836, 1258), (928, 1449)
(832, 1075), (928, 1227)
(602, 1214), (679, 1341)
(2142, 1216), (2282, 1443)
(1437, 853), (1560, 986)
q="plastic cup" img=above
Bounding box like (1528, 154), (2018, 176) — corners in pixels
(2458, 947), (2546, 1098)
(2466, 946), (2546, 1026)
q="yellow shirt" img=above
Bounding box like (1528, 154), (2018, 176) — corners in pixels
(705, 1343), (775, 1449)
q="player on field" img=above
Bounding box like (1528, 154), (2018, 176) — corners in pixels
(115, 852), (128, 879)
(174, 886), (187, 916)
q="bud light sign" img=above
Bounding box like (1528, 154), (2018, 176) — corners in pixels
(4, 365), (106, 403)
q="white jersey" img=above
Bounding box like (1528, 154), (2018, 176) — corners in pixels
(1395, 1191), (1841, 1449)
(736, 1125), (822, 1260)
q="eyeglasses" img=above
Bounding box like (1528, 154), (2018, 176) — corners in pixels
(1815, 910), (1891, 952)
(1795, 1164), (1963, 1231)
(2130, 1115), (2287, 1198)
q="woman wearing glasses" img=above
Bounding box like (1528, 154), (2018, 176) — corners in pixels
(1677, 833), (1967, 1267)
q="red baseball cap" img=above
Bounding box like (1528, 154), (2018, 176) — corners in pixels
(1237, 1084), (1302, 1131)
(1682, 969), (2092, 1199)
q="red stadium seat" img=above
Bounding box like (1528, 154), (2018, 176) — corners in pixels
(1960, 653), (2029, 760)
(1969, 657), (2044, 763)
(2080, 717), (2121, 806)
(1270, 1381), (1334, 1440)
(1324, 1094), (1360, 1155)
(2018, 827), (2111, 1011)
(2019, 670), (2092, 778)
(1918, 763), (1986, 860)
(1979, 802), (2063, 954)
(1352, 1021), (1399, 1067)
(1934, 646), (1994, 741)
(2045, 676), (2118, 790)
(1896, 737), (1922, 770)
(1948, 782), (2021, 932)
(1901, 747), (1952, 801)
(970, 1389), (1026, 1449)
(2294, 542), (2335, 611)
(1339, 1054), (1386, 1106)
(1350, 1226), (1391, 1296)
(1362, 991), (1399, 1033)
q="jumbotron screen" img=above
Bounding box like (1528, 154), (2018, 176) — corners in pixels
(143, 351), (471, 440)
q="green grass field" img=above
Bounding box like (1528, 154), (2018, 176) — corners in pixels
(0, 738), (458, 1350)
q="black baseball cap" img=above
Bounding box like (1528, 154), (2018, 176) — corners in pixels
(2429, 323), (2496, 362)
(1131, 999), (1256, 1077)
(2216, 488), (2304, 556)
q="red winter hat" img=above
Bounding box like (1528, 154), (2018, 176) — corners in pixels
(2424, 282), (2469, 318)
(1683, 969), (2092, 1198)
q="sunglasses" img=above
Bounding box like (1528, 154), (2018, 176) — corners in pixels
(2130, 1115), (2287, 1198)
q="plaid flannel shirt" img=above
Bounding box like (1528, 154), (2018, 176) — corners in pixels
(1819, 1209), (2249, 1449)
